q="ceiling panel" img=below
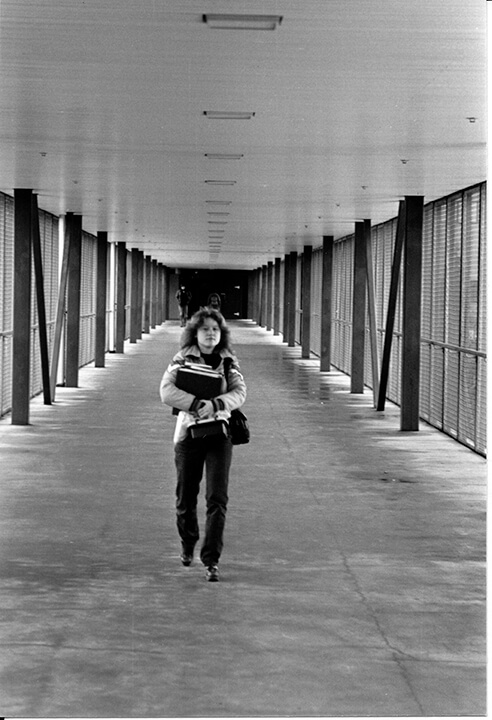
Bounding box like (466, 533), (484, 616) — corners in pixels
(0, 0), (486, 268)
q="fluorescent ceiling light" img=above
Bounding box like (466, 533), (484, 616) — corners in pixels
(203, 14), (283, 30)
(205, 200), (232, 205)
(205, 153), (243, 160)
(208, 221), (227, 224)
(205, 180), (236, 186)
(204, 111), (255, 120)
(207, 212), (230, 216)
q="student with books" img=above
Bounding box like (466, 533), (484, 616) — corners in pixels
(159, 308), (247, 582)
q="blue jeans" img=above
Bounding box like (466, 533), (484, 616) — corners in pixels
(174, 433), (233, 565)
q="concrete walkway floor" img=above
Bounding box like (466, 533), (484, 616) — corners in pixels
(0, 321), (486, 718)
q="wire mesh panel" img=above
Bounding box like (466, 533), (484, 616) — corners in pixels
(0, 193), (14, 416)
(79, 232), (97, 367)
(332, 236), (353, 374)
(427, 200), (447, 428)
(420, 205), (434, 421)
(442, 194), (463, 438)
(29, 210), (59, 400)
(310, 248), (322, 356)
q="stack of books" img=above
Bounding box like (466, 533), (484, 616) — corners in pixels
(175, 363), (223, 399)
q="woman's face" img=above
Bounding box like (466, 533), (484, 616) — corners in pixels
(197, 317), (221, 353)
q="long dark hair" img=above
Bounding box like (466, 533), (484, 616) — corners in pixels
(181, 308), (232, 352)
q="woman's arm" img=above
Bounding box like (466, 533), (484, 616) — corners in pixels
(159, 358), (200, 413)
(214, 360), (246, 413)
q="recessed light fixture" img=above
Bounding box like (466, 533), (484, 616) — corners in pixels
(203, 14), (283, 31)
(208, 221), (228, 224)
(205, 200), (232, 205)
(205, 180), (236, 186)
(205, 153), (244, 160)
(204, 111), (255, 120)
(207, 212), (230, 216)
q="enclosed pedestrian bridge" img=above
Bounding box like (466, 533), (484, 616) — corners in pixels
(0, 1), (486, 716)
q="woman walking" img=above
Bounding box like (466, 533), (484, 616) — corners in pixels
(160, 309), (247, 581)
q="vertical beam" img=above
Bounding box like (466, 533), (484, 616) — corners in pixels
(50, 217), (71, 399)
(377, 201), (405, 410)
(351, 222), (366, 393)
(115, 242), (126, 353)
(12, 188), (33, 424)
(273, 257), (281, 335)
(156, 263), (163, 326)
(130, 249), (139, 343)
(163, 266), (169, 320)
(95, 231), (108, 367)
(143, 255), (151, 334)
(247, 271), (254, 320)
(401, 195), (424, 431)
(266, 261), (273, 331)
(287, 251), (298, 347)
(255, 269), (261, 323)
(137, 251), (144, 339)
(65, 214), (82, 388)
(320, 236), (334, 372)
(31, 194), (51, 405)
(151, 260), (158, 328)
(260, 265), (267, 327)
(364, 219), (380, 405)
(301, 245), (312, 358)
(283, 253), (290, 339)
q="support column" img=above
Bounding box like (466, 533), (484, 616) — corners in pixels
(282, 253), (290, 340)
(31, 194), (51, 405)
(115, 243), (126, 353)
(351, 222), (366, 393)
(137, 252), (144, 339)
(156, 263), (163, 326)
(401, 195), (424, 431)
(95, 231), (108, 367)
(273, 257), (281, 335)
(260, 265), (267, 327)
(301, 245), (312, 358)
(287, 251), (297, 347)
(151, 260), (158, 328)
(65, 214), (82, 387)
(247, 271), (254, 320)
(266, 261), (273, 331)
(143, 255), (151, 334)
(320, 236), (334, 372)
(255, 269), (261, 323)
(12, 188), (33, 424)
(163, 266), (169, 320)
(130, 249), (140, 343)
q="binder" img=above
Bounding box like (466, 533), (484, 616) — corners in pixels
(175, 365), (223, 399)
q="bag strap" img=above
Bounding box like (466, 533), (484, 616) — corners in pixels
(223, 357), (233, 389)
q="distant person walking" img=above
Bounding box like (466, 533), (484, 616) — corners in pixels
(159, 308), (247, 582)
(206, 293), (221, 312)
(176, 286), (192, 326)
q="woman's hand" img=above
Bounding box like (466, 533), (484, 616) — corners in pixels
(196, 400), (214, 419)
